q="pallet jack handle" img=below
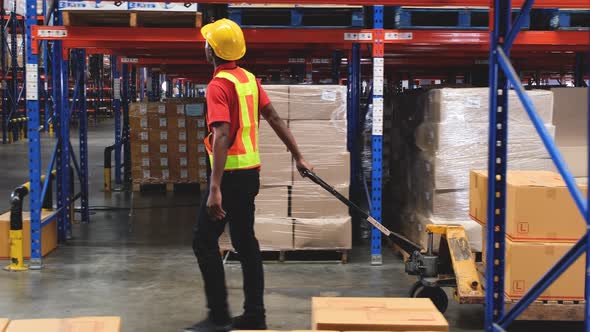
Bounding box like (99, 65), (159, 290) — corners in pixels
(301, 169), (422, 254)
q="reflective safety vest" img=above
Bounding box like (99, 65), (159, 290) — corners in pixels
(205, 67), (261, 170)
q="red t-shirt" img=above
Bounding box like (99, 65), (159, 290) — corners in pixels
(206, 62), (271, 146)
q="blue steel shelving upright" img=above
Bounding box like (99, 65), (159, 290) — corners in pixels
(485, 0), (590, 331)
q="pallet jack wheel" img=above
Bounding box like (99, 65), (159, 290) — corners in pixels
(409, 281), (448, 313)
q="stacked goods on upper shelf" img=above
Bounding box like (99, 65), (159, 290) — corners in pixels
(551, 87), (589, 178)
(470, 170), (587, 301)
(220, 85), (351, 252)
(129, 99), (207, 187)
(393, 88), (555, 251)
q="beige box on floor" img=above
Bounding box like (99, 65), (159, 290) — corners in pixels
(289, 85), (347, 120)
(0, 211), (56, 258)
(6, 317), (121, 332)
(469, 170), (587, 242)
(260, 152), (292, 186)
(294, 217), (351, 250)
(219, 217), (293, 251)
(262, 85), (289, 120)
(257, 187), (289, 217)
(0, 319), (8, 332)
(311, 297), (448, 331)
(291, 183), (349, 218)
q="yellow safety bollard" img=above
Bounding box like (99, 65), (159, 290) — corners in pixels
(4, 186), (29, 272)
(48, 123), (54, 137)
(104, 167), (112, 192)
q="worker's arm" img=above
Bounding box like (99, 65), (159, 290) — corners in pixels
(261, 103), (312, 175)
(207, 122), (230, 221)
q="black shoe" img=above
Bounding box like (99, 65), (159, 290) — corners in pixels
(231, 314), (267, 330)
(184, 318), (231, 332)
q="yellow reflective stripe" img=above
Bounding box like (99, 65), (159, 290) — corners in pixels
(212, 69), (261, 169)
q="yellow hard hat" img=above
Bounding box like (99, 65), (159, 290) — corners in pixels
(201, 18), (246, 61)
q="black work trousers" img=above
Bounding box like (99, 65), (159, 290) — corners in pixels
(192, 169), (265, 322)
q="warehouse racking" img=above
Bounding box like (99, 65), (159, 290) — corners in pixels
(3, 0), (588, 330)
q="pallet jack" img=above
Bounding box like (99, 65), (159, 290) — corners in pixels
(302, 169), (485, 313)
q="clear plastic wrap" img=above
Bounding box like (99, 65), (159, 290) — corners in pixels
(219, 217), (294, 251)
(289, 120), (347, 154)
(291, 182), (349, 218)
(288, 85), (347, 121)
(293, 217), (352, 250)
(423, 88), (554, 125)
(261, 85), (289, 120)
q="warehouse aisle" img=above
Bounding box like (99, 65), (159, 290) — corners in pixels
(0, 121), (583, 332)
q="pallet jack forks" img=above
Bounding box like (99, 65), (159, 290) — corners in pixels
(302, 169), (484, 313)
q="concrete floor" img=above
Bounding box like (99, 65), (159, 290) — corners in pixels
(0, 120), (584, 332)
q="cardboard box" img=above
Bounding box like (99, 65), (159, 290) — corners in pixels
(556, 145), (587, 178)
(0, 318), (8, 332)
(469, 170), (587, 242)
(6, 317), (121, 332)
(481, 237), (585, 301)
(400, 214), (482, 252)
(259, 120), (287, 153)
(219, 217), (293, 251)
(129, 102), (148, 117)
(289, 85), (347, 120)
(552, 87), (588, 147)
(0, 211), (56, 258)
(294, 217), (352, 250)
(289, 120), (347, 154)
(293, 152), (350, 187)
(262, 85), (289, 120)
(311, 297), (448, 331)
(291, 183), (349, 218)
(260, 152), (292, 186)
(423, 88), (553, 125)
(416, 189), (469, 221)
(257, 187), (289, 217)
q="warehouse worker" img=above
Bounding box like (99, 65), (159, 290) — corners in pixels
(187, 18), (312, 332)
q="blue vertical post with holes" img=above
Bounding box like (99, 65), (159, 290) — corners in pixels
(25, 0), (42, 268)
(486, 0), (590, 330)
(112, 55), (122, 185)
(371, 5), (384, 265)
(78, 49), (89, 223)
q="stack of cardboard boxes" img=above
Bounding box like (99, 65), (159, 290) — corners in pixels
(395, 88), (555, 251)
(470, 170), (586, 301)
(221, 85), (352, 252)
(2, 317), (121, 332)
(129, 99), (208, 187)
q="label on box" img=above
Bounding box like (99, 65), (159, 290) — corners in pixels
(160, 158), (168, 167)
(197, 119), (206, 128)
(129, 1), (197, 12)
(139, 103), (147, 115)
(180, 169), (189, 179)
(162, 169), (169, 179)
(143, 170), (150, 179)
(179, 131), (187, 141)
(159, 118), (167, 128)
(176, 104), (185, 115)
(179, 144), (187, 153)
(197, 144), (206, 153)
(321, 90), (337, 102)
(466, 97), (481, 109)
(178, 118), (186, 128)
(139, 131), (148, 141)
(140, 118), (148, 128)
(197, 130), (206, 139)
(142, 158), (150, 167)
(180, 157), (188, 167)
(141, 144), (149, 153)
(59, 0), (128, 11)
(158, 104), (166, 114)
(185, 103), (205, 117)
(160, 131), (168, 140)
(198, 156), (207, 166)
(160, 144), (167, 154)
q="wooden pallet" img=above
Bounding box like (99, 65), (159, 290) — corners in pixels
(63, 11), (202, 28)
(221, 248), (349, 264)
(506, 299), (585, 321)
